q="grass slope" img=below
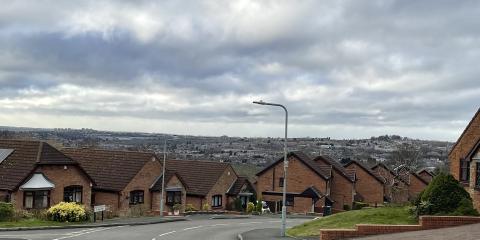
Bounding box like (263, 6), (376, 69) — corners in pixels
(0, 219), (76, 228)
(287, 206), (417, 237)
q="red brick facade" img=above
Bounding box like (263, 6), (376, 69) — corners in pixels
(449, 108), (480, 210)
(344, 162), (383, 205)
(371, 164), (409, 203)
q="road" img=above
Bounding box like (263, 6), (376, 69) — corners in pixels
(0, 216), (311, 240)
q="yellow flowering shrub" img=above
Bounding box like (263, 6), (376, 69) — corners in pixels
(47, 202), (87, 222)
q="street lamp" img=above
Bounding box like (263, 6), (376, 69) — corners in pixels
(160, 138), (167, 217)
(253, 100), (288, 237)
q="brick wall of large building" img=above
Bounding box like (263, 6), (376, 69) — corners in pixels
(205, 165), (237, 210)
(345, 164), (383, 205)
(119, 157), (162, 216)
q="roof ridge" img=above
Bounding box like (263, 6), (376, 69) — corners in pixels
(449, 107), (480, 156)
(63, 147), (156, 155)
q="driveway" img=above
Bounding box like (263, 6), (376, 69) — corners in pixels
(0, 215), (310, 240)
(355, 223), (480, 240)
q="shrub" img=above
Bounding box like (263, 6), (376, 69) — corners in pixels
(414, 173), (478, 216)
(0, 202), (14, 221)
(246, 202), (255, 214)
(255, 199), (263, 213)
(173, 204), (182, 211)
(47, 202), (87, 222)
(343, 204), (351, 211)
(185, 204), (197, 212)
(202, 203), (210, 211)
(353, 202), (369, 210)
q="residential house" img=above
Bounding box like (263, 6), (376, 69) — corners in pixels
(417, 169), (435, 183)
(0, 140), (94, 211)
(62, 148), (163, 216)
(256, 152), (332, 214)
(344, 160), (384, 205)
(449, 107), (480, 210)
(396, 165), (429, 200)
(371, 163), (409, 203)
(313, 155), (355, 211)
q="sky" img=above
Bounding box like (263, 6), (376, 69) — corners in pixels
(0, 0), (479, 141)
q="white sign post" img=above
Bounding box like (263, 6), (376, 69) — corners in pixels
(94, 205), (106, 222)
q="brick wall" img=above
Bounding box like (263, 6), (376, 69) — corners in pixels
(151, 174), (187, 214)
(256, 156), (328, 213)
(408, 173), (428, 200)
(186, 195), (204, 210)
(94, 191), (119, 215)
(320, 216), (480, 240)
(345, 164), (383, 205)
(205, 165), (237, 210)
(119, 157), (162, 216)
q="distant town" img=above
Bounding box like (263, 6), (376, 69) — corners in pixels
(0, 126), (452, 173)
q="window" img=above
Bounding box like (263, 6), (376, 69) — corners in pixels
(476, 162), (480, 188)
(279, 177), (284, 187)
(129, 190), (144, 205)
(166, 191), (182, 206)
(212, 195), (222, 207)
(64, 186), (83, 203)
(460, 159), (470, 182)
(285, 195), (294, 206)
(24, 191), (49, 209)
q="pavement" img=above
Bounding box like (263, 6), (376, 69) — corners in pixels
(0, 215), (311, 240)
(238, 228), (317, 240)
(353, 222), (480, 240)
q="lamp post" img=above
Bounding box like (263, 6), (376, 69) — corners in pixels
(253, 100), (288, 237)
(160, 138), (167, 217)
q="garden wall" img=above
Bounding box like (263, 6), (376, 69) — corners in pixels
(320, 216), (480, 240)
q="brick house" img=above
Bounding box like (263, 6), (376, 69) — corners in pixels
(62, 148), (163, 216)
(371, 163), (409, 203)
(159, 159), (249, 211)
(0, 140), (94, 210)
(417, 169), (435, 183)
(449, 107), (480, 210)
(396, 165), (429, 200)
(313, 155), (355, 211)
(344, 160), (384, 205)
(256, 152), (331, 214)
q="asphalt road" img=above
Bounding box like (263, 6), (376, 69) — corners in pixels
(0, 216), (311, 240)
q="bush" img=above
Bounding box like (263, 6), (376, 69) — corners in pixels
(343, 204), (351, 211)
(414, 173), (478, 216)
(47, 202), (87, 222)
(202, 203), (210, 211)
(185, 204), (197, 212)
(0, 202), (14, 221)
(233, 198), (243, 211)
(246, 202), (255, 214)
(353, 202), (369, 210)
(255, 199), (263, 213)
(173, 204), (182, 211)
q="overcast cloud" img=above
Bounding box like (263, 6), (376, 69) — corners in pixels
(0, 0), (479, 140)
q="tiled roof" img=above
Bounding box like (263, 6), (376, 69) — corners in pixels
(150, 170), (178, 191)
(164, 159), (231, 196)
(227, 176), (255, 196)
(314, 155), (355, 182)
(62, 148), (156, 192)
(344, 160), (385, 184)
(371, 163), (410, 186)
(0, 139), (77, 190)
(256, 151), (331, 180)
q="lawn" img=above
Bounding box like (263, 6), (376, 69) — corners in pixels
(287, 206), (418, 237)
(0, 219), (77, 228)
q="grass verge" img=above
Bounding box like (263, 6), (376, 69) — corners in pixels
(287, 206), (417, 237)
(0, 219), (78, 228)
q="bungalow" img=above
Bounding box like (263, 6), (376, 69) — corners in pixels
(343, 160), (384, 206)
(62, 148), (163, 216)
(0, 140), (94, 211)
(371, 163), (409, 203)
(449, 107), (480, 210)
(256, 152), (332, 214)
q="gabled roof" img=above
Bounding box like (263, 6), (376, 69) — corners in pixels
(164, 159), (232, 196)
(150, 170), (187, 192)
(256, 151), (330, 180)
(314, 155), (355, 182)
(371, 163), (409, 186)
(449, 107), (480, 156)
(227, 176), (255, 196)
(464, 138), (480, 162)
(395, 165), (429, 186)
(63, 148), (157, 192)
(344, 160), (384, 184)
(0, 139), (81, 191)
